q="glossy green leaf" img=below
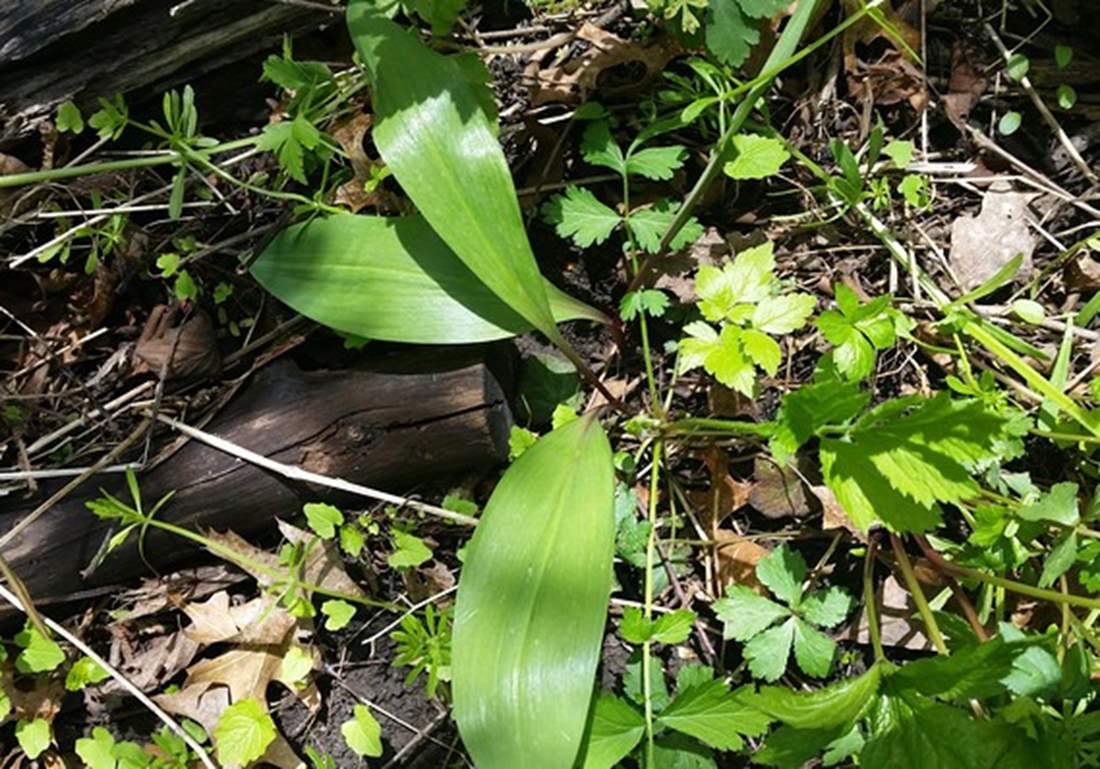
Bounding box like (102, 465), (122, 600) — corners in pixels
(347, 7), (566, 347)
(579, 695), (645, 769)
(453, 415), (615, 769)
(251, 214), (604, 344)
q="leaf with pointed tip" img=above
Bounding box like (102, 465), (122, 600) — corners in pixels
(251, 214), (605, 344)
(453, 416), (615, 769)
(347, 7), (566, 348)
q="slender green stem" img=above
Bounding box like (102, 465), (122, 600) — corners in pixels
(863, 540), (885, 663)
(660, 417), (774, 437)
(0, 137), (257, 188)
(891, 534), (948, 655)
(642, 440), (663, 769)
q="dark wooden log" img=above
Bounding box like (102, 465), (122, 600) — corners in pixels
(0, 0), (332, 145)
(0, 348), (513, 606)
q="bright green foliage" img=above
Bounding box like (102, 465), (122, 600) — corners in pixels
(508, 425), (539, 460)
(1006, 53), (1030, 81)
(392, 604), (452, 698)
(16, 718), (51, 759)
(252, 214), (603, 345)
(66, 656), (111, 691)
(882, 139), (914, 168)
(542, 120), (701, 254)
(342, 704), (383, 757)
(1011, 299), (1046, 324)
(303, 502), (343, 540)
(648, 0), (709, 35)
(1018, 481), (1079, 526)
(816, 284), (904, 381)
(999, 111), (1022, 136)
(348, 8), (569, 352)
(658, 678), (771, 751)
(255, 113), (322, 184)
(321, 599), (357, 631)
(898, 174), (931, 208)
(769, 378), (869, 462)
(452, 416), (615, 769)
(15, 626), (65, 674)
(214, 698), (276, 767)
(714, 545), (852, 681)
(820, 394), (1026, 532)
(724, 134), (790, 180)
(580, 695), (646, 769)
(753, 663), (884, 730)
(620, 607), (696, 645)
(705, 0), (790, 67)
(280, 646), (314, 687)
(678, 242), (814, 395)
(57, 101), (84, 134)
(388, 530), (433, 568)
(620, 289), (670, 321)
(339, 524), (366, 557)
(76, 727), (117, 769)
(1055, 44), (1073, 69)
(88, 93), (128, 140)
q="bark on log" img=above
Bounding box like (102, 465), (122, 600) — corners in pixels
(0, 349), (513, 607)
(0, 0), (331, 145)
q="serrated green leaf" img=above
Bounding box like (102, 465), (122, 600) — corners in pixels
(792, 618), (836, 678)
(280, 645), (314, 687)
(579, 695), (645, 769)
(453, 416), (615, 769)
(627, 199), (703, 253)
(724, 134), (791, 180)
(658, 679), (770, 751)
(1018, 482), (1079, 526)
(251, 214), (605, 344)
(714, 585), (790, 641)
(769, 379), (870, 460)
(342, 703), (383, 757)
(752, 293), (815, 335)
(580, 121), (626, 174)
(626, 145), (687, 180)
(756, 544), (806, 606)
(745, 617), (796, 681)
(891, 635), (1030, 701)
(66, 656), (110, 691)
(652, 609), (696, 644)
(543, 186), (621, 248)
(339, 524), (365, 557)
(15, 627), (65, 674)
(1040, 529), (1078, 588)
(800, 587), (853, 629)
(741, 328), (782, 375)
(214, 699), (277, 767)
(621, 289), (670, 321)
(620, 606), (652, 644)
(821, 395), (1021, 532)
(882, 139), (914, 168)
(753, 662), (883, 730)
(303, 502), (343, 539)
(1002, 646), (1061, 698)
(347, 8), (565, 349)
(705, 0), (759, 68)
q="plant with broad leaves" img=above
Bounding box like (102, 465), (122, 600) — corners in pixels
(816, 283), (909, 381)
(714, 544), (852, 681)
(342, 703), (384, 757)
(213, 698), (276, 767)
(677, 240), (815, 395)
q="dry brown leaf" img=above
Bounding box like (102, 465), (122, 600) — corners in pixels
(749, 456), (810, 520)
(184, 591), (298, 646)
(714, 532), (769, 593)
(1066, 253), (1100, 292)
(113, 565), (241, 623)
(845, 574), (932, 651)
(104, 629), (202, 695)
(527, 23), (681, 106)
(944, 40), (989, 128)
(688, 447), (752, 528)
(811, 484), (867, 542)
(332, 113), (394, 213)
(2, 668), (63, 722)
(950, 182), (1037, 290)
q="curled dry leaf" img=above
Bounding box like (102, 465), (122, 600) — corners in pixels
(811, 484), (866, 542)
(1065, 252), (1100, 292)
(132, 305), (222, 382)
(184, 591), (297, 646)
(526, 23), (681, 106)
(688, 446), (752, 528)
(749, 455), (811, 520)
(714, 531), (769, 593)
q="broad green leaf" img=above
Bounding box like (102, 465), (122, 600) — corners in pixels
(626, 145), (687, 180)
(280, 646), (314, 687)
(76, 727), (116, 769)
(714, 585), (789, 641)
(543, 186), (621, 247)
(754, 724), (847, 768)
(752, 294), (815, 335)
(724, 134), (791, 180)
(658, 679), (770, 751)
(620, 606), (653, 644)
(620, 289), (670, 321)
(883, 139), (914, 168)
(652, 609), (697, 644)
(57, 101), (84, 134)
(388, 530), (433, 569)
(321, 599), (356, 631)
(214, 698), (276, 767)
(1002, 646), (1061, 698)
(891, 635), (1029, 701)
(16, 718), (51, 759)
(744, 617), (796, 681)
(579, 695), (645, 769)
(627, 200), (704, 253)
(653, 732), (718, 769)
(342, 704), (383, 757)
(347, 9), (564, 346)
(800, 587), (853, 629)
(704, 0), (787, 67)
(303, 502), (343, 539)
(65, 656), (111, 691)
(453, 415), (615, 769)
(741, 329), (782, 375)
(251, 214), (604, 344)
(791, 619), (836, 677)
(1018, 481), (1079, 526)
(770, 379), (869, 460)
(821, 395), (1023, 532)
(15, 627), (65, 673)
(1040, 529), (1077, 588)
(753, 662), (884, 730)
(755, 544), (806, 606)
(580, 121), (626, 174)
(624, 649), (671, 712)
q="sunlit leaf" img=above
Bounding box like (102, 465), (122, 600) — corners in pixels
(251, 214), (604, 344)
(453, 415), (615, 769)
